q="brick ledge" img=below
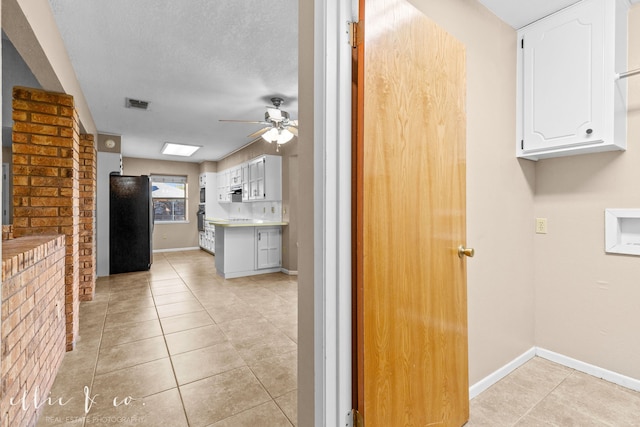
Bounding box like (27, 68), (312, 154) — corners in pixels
(2, 235), (65, 281)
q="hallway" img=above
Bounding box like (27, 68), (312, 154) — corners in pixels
(37, 250), (298, 426)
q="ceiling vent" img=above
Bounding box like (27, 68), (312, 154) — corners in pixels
(125, 98), (149, 110)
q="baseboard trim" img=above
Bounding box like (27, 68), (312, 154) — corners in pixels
(153, 247), (200, 253)
(536, 347), (640, 392)
(281, 268), (298, 276)
(469, 346), (640, 399)
(469, 347), (536, 399)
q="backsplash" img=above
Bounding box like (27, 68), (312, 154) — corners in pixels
(220, 201), (283, 222)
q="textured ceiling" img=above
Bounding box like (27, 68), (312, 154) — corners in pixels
(48, 0), (298, 162)
(477, 0), (640, 29)
(47, 0), (636, 163)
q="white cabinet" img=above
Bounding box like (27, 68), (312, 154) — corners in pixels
(247, 155), (282, 201)
(516, 0), (628, 161)
(199, 223), (215, 254)
(203, 173), (218, 217)
(214, 224), (284, 278)
(217, 170), (230, 203)
(198, 173), (207, 188)
(229, 166), (242, 187)
(214, 155), (282, 205)
(241, 164), (249, 202)
(256, 227), (282, 269)
(214, 226), (257, 278)
(248, 157), (265, 201)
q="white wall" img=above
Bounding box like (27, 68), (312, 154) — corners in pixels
(533, 3), (640, 380)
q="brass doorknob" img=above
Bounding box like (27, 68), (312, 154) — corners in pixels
(458, 245), (475, 258)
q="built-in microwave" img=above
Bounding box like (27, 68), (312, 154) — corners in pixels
(200, 187), (206, 204)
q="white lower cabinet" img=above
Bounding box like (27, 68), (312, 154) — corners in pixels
(199, 225), (215, 254)
(256, 227), (282, 270)
(214, 225), (283, 278)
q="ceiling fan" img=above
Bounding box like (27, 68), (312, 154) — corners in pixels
(219, 97), (298, 147)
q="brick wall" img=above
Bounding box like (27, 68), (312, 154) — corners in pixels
(79, 135), (96, 301)
(11, 87), (81, 351)
(1, 235), (66, 427)
(2, 225), (14, 241)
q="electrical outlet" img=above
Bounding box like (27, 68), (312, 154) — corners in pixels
(535, 218), (547, 234)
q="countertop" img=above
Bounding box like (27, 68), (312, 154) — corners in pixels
(205, 218), (288, 228)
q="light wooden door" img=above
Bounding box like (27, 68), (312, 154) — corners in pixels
(353, 0), (469, 425)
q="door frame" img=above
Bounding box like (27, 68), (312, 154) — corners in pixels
(307, 0), (357, 425)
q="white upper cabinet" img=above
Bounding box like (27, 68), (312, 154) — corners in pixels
(247, 155), (282, 201)
(229, 166), (242, 187)
(516, 0), (628, 160)
(241, 163), (250, 202)
(217, 170), (230, 203)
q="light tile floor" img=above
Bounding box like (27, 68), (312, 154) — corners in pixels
(467, 356), (640, 426)
(37, 250), (298, 427)
(36, 250), (640, 426)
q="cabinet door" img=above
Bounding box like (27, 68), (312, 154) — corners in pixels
(520, 0), (604, 152)
(256, 228), (281, 269)
(230, 166), (241, 185)
(248, 158), (265, 200)
(242, 164), (249, 201)
(217, 171), (229, 203)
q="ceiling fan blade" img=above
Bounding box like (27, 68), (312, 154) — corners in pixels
(288, 120), (298, 127)
(219, 119), (266, 124)
(286, 126), (298, 136)
(248, 136), (264, 145)
(247, 127), (271, 138)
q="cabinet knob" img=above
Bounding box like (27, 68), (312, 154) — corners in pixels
(586, 128), (593, 135)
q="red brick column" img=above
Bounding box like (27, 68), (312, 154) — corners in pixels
(79, 134), (96, 301)
(11, 86), (80, 351)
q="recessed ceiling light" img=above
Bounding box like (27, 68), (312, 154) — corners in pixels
(161, 142), (201, 157)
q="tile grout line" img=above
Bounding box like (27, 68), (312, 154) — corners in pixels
(152, 252), (204, 427)
(81, 282), (113, 427)
(510, 367), (576, 426)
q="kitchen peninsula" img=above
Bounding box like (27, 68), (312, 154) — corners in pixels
(210, 219), (288, 278)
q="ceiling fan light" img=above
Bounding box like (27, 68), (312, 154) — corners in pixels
(277, 129), (294, 144)
(261, 128), (295, 145)
(261, 128), (279, 143)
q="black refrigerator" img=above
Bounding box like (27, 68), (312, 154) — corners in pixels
(110, 174), (153, 274)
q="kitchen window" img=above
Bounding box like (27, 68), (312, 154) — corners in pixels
(151, 175), (188, 223)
